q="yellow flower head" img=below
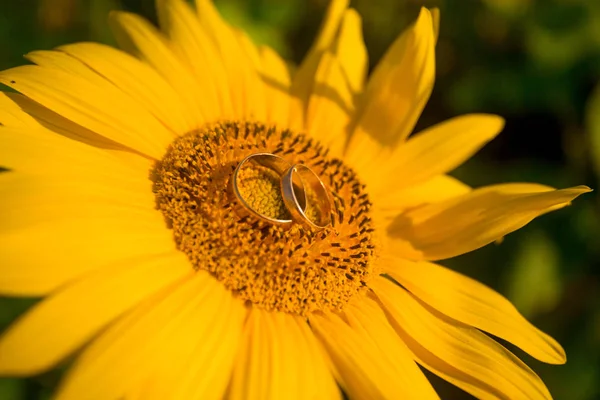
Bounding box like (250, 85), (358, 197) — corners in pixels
(0, 0), (590, 398)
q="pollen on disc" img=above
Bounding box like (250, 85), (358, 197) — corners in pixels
(152, 121), (379, 315)
(236, 163), (290, 221)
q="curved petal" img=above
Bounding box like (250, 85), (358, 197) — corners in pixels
(0, 126), (164, 297)
(306, 52), (353, 158)
(346, 8), (435, 177)
(24, 50), (106, 84)
(0, 252), (190, 375)
(344, 299), (439, 399)
(0, 172), (155, 232)
(156, 0), (231, 121)
(58, 42), (196, 135)
(259, 45), (292, 128)
(56, 272), (246, 400)
(0, 124), (151, 176)
(0, 213), (176, 296)
(0, 92), (42, 127)
(384, 259), (566, 364)
(228, 309), (340, 400)
(289, 0), (349, 129)
(109, 11), (208, 128)
(333, 8), (368, 94)
(0, 66), (174, 159)
(310, 307), (437, 399)
(193, 0), (264, 120)
(370, 114), (504, 195)
(0, 91), (144, 154)
(374, 175), (471, 220)
(299, 0), (349, 61)
(135, 283), (246, 400)
(234, 30), (268, 122)
(386, 183), (591, 260)
(371, 277), (553, 400)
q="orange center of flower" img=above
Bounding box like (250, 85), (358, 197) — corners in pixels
(235, 163), (291, 221)
(152, 121), (378, 315)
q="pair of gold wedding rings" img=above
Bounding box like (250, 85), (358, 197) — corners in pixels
(230, 153), (333, 230)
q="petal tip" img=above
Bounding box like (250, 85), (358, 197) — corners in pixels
(562, 185), (593, 200)
(0, 342), (51, 378)
(556, 351), (567, 365)
(544, 339), (567, 365)
(577, 185), (593, 193)
(417, 6), (432, 17)
(471, 113), (506, 137)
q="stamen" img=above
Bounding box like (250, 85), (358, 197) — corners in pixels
(237, 163), (289, 220)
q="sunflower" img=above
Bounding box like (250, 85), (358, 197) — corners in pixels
(0, 0), (590, 398)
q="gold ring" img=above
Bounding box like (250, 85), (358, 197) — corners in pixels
(281, 164), (332, 230)
(230, 153), (304, 225)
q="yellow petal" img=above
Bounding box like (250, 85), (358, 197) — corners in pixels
(310, 308), (437, 399)
(0, 252), (190, 375)
(0, 92), (140, 153)
(292, 314), (341, 400)
(56, 272), (246, 400)
(109, 11), (209, 127)
(0, 66), (174, 159)
(228, 309), (340, 400)
(155, 0), (231, 120)
(303, 0), (349, 58)
(306, 52), (353, 158)
(0, 213), (176, 296)
(384, 259), (566, 364)
(374, 174), (471, 220)
(0, 92), (41, 127)
(259, 45), (292, 128)
(371, 277), (553, 400)
(3, 70), (165, 156)
(194, 0), (263, 120)
(228, 308), (270, 399)
(0, 173), (156, 235)
(346, 8), (435, 174)
(136, 284), (246, 400)
(234, 30), (268, 122)
(386, 183), (591, 260)
(25, 50), (106, 84)
(289, 0), (349, 128)
(0, 141), (154, 229)
(370, 114), (504, 194)
(58, 42), (196, 134)
(344, 299), (440, 399)
(13, 55), (151, 162)
(333, 8), (368, 94)
(0, 125), (151, 178)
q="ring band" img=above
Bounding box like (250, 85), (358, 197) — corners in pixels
(230, 153), (307, 225)
(281, 164), (332, 230)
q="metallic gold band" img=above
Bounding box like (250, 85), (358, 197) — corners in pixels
(231, 152), (332, 230)
(281, 164), (332, 230)
(230, 153), (296, 225)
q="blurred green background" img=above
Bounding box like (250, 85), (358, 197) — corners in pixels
(0, 0), (599, 399)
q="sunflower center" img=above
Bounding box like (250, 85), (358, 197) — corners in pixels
(152, 121), (378, 315)
(236, 163), (290, 220)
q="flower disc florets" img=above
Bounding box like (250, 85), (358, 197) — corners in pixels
(153, 121), (378, 315)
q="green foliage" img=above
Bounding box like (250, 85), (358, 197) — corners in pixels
(505, 230), (561, 317)
(586, 83), (600, 178)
